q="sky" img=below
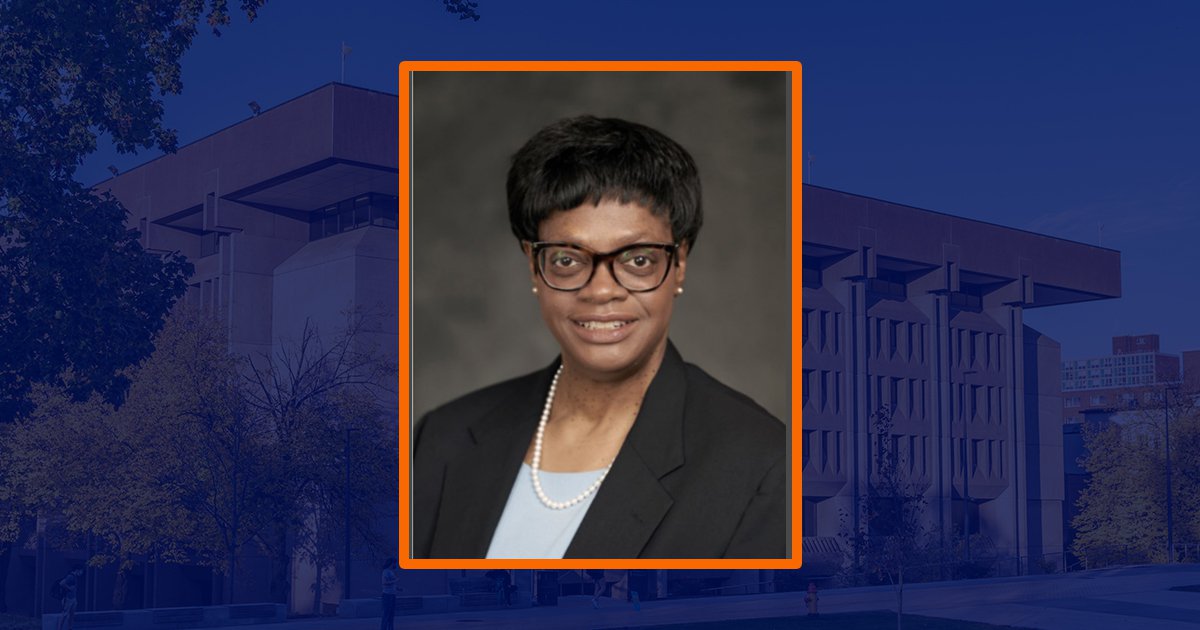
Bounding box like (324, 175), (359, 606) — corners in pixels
(79, 1), (1200, 360)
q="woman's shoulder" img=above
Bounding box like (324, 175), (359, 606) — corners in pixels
(679, 360), (786, 453)
(415, 366), (551, 442)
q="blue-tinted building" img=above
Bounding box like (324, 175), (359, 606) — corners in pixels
(802, 185), (1121, 573)
(3, 83), (1126, 617)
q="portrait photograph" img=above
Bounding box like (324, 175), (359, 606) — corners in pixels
(406, 67), (795, 562)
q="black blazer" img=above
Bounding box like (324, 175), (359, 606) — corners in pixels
(413, 342), (787, 559)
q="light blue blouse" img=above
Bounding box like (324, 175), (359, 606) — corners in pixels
(485, 463), (604, 559)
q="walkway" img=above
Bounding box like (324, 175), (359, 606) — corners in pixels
(240, 564), (1200, 629)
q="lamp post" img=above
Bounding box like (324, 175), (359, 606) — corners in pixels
(1164, 386), (1175, 563)
(344, 427), (353, 598)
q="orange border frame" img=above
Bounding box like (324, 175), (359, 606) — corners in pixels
(398, 61), (802, 570)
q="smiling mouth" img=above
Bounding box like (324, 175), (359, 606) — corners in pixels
(575, 320), (634, 331)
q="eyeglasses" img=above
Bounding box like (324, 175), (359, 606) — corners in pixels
(528, 241), (679, 292)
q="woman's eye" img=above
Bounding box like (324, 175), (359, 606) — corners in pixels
(552, 255), (578, 267)
(620, 249), (657, 267)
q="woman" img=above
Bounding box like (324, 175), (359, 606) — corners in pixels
(414, 115), (785, 559)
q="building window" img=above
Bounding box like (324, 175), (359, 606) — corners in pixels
(868, 269), (908, 301)
(309, 193), (399, 240)
(354, 195), (370, 227)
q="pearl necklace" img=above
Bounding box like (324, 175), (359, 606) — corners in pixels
(530, 365), (614, 510)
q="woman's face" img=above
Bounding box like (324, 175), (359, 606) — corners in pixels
(529, 199), (687, 382)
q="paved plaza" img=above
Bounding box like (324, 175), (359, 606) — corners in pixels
(252, 564), (1200, 629)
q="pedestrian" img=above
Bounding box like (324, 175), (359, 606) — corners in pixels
(380, 558), (398, 630)
(484, 569), (514, 606)
(587, 569), (604, 609)
(55, 568), (83, 630)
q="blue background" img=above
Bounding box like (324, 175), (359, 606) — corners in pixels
(80, 0), (1200, 361)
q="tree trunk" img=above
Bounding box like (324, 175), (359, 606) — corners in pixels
(112, 554), (130, 609)
(269, 523), (292, 607)
(0, 542), (9, 613)
(314, 561), (323, 615)
(225, 546), (238, 604)
(896, 565), (904, 630)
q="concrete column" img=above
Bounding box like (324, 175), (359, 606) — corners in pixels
(849, 278), (870, 551)
(1004, 305), (1029, 570)
(932, 294), (953, 549)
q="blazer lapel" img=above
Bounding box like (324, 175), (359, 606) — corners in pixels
(431, 362), (556, 558)
(565, 342), (688, 558)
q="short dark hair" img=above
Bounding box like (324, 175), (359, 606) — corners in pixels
(507, 116), (703, 250)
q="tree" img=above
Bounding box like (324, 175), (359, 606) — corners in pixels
(110, 307), (396, 605)
(0, 310), (269, 608)
(0, 0), (266, 609)
(1072, 387), (1200, 567)
(0, 307), (397, 607)
(442, 0), (481, 21)
(840, 405), (942, 630)
(121, 308), (281, 603)
(242, 310), (397, 604)
(0, 0), (267, 420)
(2, 386), (198, 609)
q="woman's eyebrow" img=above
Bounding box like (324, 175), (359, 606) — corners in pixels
(546, 233), (666, 250)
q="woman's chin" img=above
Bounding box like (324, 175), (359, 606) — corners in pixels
(559, 335), (666, 381)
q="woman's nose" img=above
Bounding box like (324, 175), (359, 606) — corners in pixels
(579, 260), (627, 301)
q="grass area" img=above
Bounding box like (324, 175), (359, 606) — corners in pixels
(605, 611), (1032, 629)
(0, 614), (37, 630)
(1169, 584), (1200, 593)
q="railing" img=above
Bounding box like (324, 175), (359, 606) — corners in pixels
(1067, 542), (1200, 570)
(826, 551), (1074, 589)
(700, 579), (778, 596)
(1172, 542), (1200, 563)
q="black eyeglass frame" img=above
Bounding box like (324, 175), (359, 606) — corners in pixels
(527, 241), (680, 293)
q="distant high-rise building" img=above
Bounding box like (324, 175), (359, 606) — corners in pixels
(1061, 335), (1184, 423)
(1183, 350), (1200, 391)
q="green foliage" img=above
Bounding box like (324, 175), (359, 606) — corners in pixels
(840, 406), (942, 585)
(0, 307), (396, 606)
(0, 0), (266, 420)
(0, 0), (266, 170)
(0, 186), (193, 419)
(4, 382), (198, 607)
(118, 307), (277, 575)
(839, 406), (945, 630)
(242, 310), (398, 579)
(1071, 390), (1200, 567)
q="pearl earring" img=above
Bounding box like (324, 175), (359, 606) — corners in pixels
(532, 286), (539, 295)
(675, 287), (684, 296)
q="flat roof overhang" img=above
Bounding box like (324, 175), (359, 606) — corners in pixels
(803, 185), (1121, 308)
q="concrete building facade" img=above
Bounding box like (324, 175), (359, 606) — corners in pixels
(801, 186), (1121, 572)
(3, 83), (1131, 616)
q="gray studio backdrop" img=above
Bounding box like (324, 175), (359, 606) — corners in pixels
(412, 71), (790, 425)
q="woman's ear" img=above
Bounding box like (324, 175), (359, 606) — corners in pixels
(522, 241), (539, 287)
(674, 242), (689, 286)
